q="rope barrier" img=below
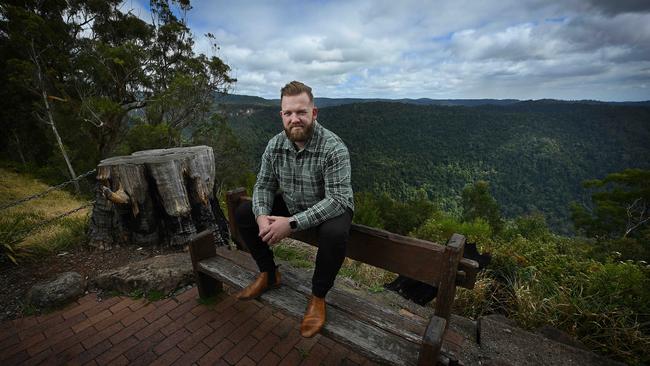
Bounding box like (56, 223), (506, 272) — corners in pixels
(0, 169), (96, 211)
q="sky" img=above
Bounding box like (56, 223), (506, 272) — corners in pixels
(126, 0), (650, 101)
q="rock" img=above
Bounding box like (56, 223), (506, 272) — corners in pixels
(536, 325), (588, 350)
(93, 253), (193, 294)
(27, 272), (86, 308)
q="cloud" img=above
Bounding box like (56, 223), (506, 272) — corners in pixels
(177, 1), (650, 101)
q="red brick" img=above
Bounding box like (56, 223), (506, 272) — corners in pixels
(274, 310), (287, 319)
(361, 360), (380, 366)
(136, 315), (172, 341)
(109, 298), (135, 314)
(318, 336), (335, 349)
(81, 321), (123, 349)
(252, 312), (283, 339)
(1, 331), (44, 360)
(160, 311), (195, 336)
(197, 338), (234, 366)
(23, 348), (53, 366)
(295, 334), (319, 354)
(209, 303), (239, 329)
(49, 341), (85, 365)
(12, 316), (38, 330)
(130, 351), (158, 366)
(36, 310), (65, 324)
(71, 339), (112, 364)
(144, 299), (180, 323)
(61, 299), (97, 320)
(223, 334), (258, 364)
(298, 342), (328, 366)
(83, 296), (121, 318)
(185, 309), (220, 332)
(167, 299), (198, 320)
(272, 332), (301, 358)
(175, 287), (199, 302)
(72, 309), (112, 333)
(278, 349), (301, 366)
(258, 351), (281, 366)
(228, 317), (260, 343)
(78, 293), (97, 303)
(110, 318), (148, 344)
(236, 355), (257, 366)
(203, 321), (237, 347)
(172, 341), (209, 365)
(95, 336), (139, 364)
(0, 331), (20, 351)
(28, 327), (74, 356)
(110, 354), (130, 366)
(213, 294), (238, 312)
(252, 305), (273, 323)
(121, 303), (156, 326)
(128, 299), (147, 311)
(229, 304), (257, 327)
(271, 317), (297, 338)
(125, 331), (165, 361)
(178, 324), (213, 352)
(249, 332), (281, 362)
(150, 346), (183, 366)
(322, 343), (349, 365)
(2, 349), (29, 365)
(48, 323), (96, 355)
(43, 311), (86, 337)
(154, 328), (190, 355)
(18, 314), (64, 340)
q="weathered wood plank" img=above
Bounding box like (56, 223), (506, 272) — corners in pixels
(418, 316), (446, 366)
(434, 234), (465, 321)
(214, 247), (428, 344)
(198, 254), (421, 366)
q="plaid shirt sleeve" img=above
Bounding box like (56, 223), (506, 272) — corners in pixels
(252, 142), (278, 218)
(292, 145), (353, 230)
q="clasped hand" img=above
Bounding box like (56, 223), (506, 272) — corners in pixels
(257, 215), (292, 245)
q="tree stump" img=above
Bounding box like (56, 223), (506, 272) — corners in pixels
(88, 146), (230, 250)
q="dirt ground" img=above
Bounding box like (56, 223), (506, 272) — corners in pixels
(0, 244), (185, 322)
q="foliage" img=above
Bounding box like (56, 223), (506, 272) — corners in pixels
(116, 123), (180, 155)
(461, 180), (503, 234)
(571, 169), (650, 240)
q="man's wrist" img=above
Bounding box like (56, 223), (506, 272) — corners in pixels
(288, 217), (298, 231)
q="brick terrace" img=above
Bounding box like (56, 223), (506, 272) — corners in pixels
(0, 287), (377, 365)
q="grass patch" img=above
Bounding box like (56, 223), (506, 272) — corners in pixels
(0, 168), (90, 263)
(272, 241), (314, 269)
(146, 290), (166, 302)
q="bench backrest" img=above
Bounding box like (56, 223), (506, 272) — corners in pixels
(225, 188), (478, 290)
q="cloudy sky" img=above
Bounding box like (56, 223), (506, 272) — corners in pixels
(129, 0), (650, 101)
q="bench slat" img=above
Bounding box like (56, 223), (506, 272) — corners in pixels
(214, 247), (428, 344)
(198, 253), (422, 366)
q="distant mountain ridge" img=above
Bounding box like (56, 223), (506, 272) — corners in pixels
(215, 93), (650, 108)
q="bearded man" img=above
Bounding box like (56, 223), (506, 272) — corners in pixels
(234, 80), (354, 337)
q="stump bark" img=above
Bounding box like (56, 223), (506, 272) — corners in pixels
(88, 146), (230, 250)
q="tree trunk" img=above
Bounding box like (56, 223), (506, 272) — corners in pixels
(88, 146), (230, 250)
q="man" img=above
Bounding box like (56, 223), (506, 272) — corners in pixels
(234, 81), (354, 338)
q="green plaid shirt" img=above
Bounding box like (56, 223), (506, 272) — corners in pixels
(252, 121), (354, 230)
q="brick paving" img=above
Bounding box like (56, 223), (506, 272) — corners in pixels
(0, 287), (378, 365)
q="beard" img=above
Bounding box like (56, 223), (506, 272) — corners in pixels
(284, 121), (314, 143)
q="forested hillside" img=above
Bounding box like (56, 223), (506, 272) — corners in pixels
(221, 100), (650, 233)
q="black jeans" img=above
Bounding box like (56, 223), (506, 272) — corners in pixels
(234, 196), (352, 298)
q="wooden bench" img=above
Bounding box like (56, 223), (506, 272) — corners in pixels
(189, 188), (479, 365)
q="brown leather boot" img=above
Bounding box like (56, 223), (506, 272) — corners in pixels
(300, 295), (326, 338)
(236, 270), (281, 300)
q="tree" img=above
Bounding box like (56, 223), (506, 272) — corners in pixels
(571, 169), (650, 240)
(461, 180), (503, 234)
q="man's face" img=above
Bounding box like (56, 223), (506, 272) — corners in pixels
(280, 92), (318, 145)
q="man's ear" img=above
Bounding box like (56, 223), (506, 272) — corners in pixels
(312, 106), (318, 120)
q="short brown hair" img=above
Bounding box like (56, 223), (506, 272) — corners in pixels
(281, 81), (313, 102)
